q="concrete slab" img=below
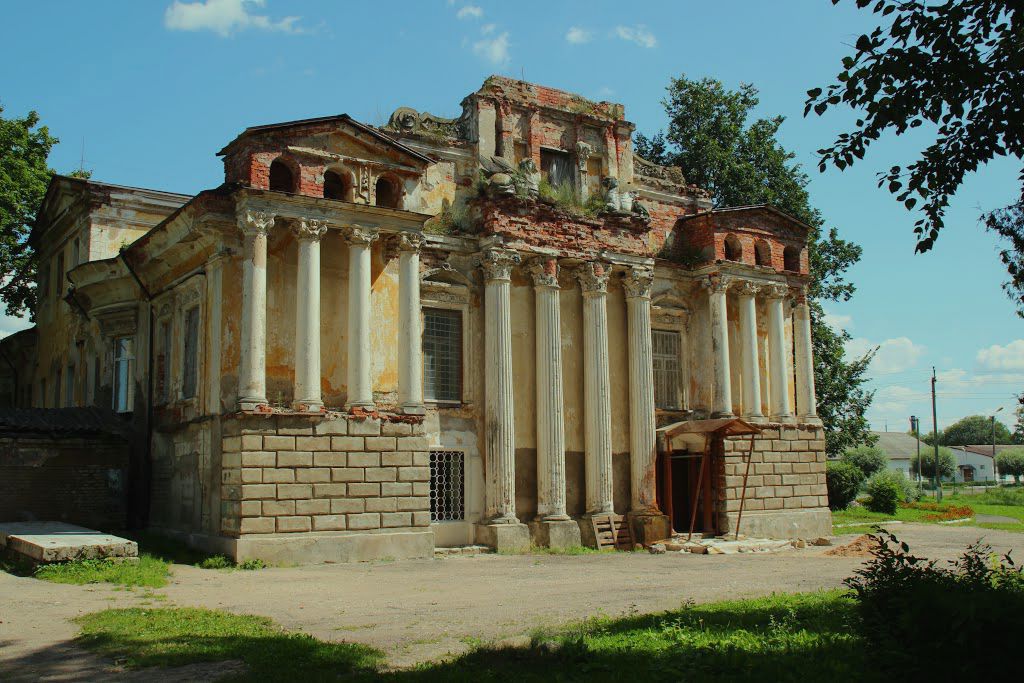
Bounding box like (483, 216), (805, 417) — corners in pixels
(0, 522), (137, 563)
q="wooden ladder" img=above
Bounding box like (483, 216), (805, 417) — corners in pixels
(591, 513), (634, 550)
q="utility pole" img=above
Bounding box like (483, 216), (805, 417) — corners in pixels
(932, 367), (941, 502)
(911, 415), (921, 486)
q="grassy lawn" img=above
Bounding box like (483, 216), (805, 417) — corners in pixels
(75, 591), (866, 681)
(832, 487), (1024, 533)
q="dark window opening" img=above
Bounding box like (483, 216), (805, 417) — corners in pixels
(540, 149), (572, 188)
(323, 169), (350, 201)
(182, 306), (200, 399)
(724, 235), (742, 262)
(783, 246), (801, 272)
(754, 240), (771, 267)
(156, 319), (171, 404)
(375, 177), (400, 209)
(269, 159), (295, 193)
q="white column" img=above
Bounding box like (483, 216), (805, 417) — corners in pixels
(238, 209), (273, 411)
(397, 233), (425, 415)
(793, 288), (818, 421)
(736, 281), (764, 421)
(704, 274), (734, 418)
(624, 266), (659, 514)
(530, 256), (569, 521)
(481, 248), (521, 523)
(293, 218), (327, 412)
(766, 284), (794, 422)
(344, 225), (379, 410)
(576, 262), (614, 515)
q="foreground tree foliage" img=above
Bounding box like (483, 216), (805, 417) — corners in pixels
(806, 0), (1024, 312)
(636, 76), (875, 456)
(0, 104), (57, 319)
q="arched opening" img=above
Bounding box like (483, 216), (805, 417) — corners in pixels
(783, 245), (801, 272)
(754, 240), (772, 267)
(269, 159), (295, 193)
(724, 234), (742, 262)
(374, 176), (400, 209)
(323, 169), (352, 201)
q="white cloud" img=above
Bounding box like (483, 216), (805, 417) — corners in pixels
(598, 86), (615, 97)
(614, 24), (657, 48)
(976, 339), (1024, 372)
(456, 5), (483, 19)
(164, 0), (301, 36)
(847, 336), (925, 374)
(473, 32), (510, 66)
(481, 23), (496, 35)
(566, 27), (593, 44)
(0, 312), (32, 340)
(822, 309), (852, 333)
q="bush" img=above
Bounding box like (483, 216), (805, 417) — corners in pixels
(845, 530), (1024, 679)
(841, 446), (888, 478)
(865, 470), (905, 514)
(996, 448), (1024, 484)
(911, 446), (956, 479)
(826, 460), (863, 510)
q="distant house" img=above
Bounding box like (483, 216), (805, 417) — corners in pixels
(868, 431), (919, 481)
(948, 445), (1014, 483)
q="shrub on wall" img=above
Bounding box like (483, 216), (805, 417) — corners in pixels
(826, 460), (863, 510)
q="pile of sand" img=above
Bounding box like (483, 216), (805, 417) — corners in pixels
(824, 534), (881, 558)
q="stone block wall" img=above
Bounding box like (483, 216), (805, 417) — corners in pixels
(219, 413), (432, 538)
(717, 424), (832, 539)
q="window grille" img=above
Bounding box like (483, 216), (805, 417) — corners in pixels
(182, 307), (200, 399)
(429, 450), (465, 522)
(652, 329), (681, 410)
(112, 336), (134, 413)
(423, 308), (462, 402)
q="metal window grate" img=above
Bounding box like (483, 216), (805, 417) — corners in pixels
(423, 308), (462, 402)
(652, 329), (681, 410)
(429, 450), (465, 522)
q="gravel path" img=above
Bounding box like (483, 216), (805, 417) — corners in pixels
(2, 523), (1021, 679)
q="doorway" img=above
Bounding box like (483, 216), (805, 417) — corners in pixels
(657, 439), (719, 536)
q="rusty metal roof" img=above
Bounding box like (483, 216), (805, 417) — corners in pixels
(657, 417), (763, 438)
(0, 408), (131, 438)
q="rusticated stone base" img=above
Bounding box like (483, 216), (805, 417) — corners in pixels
(629, 512), (672, 545)
(722, 508), (832, 540)
(528, 519), (582, 549)
(475, 522), (531, 552)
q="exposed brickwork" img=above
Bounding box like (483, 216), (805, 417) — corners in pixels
(220, 414), (432, 536)
(677, 208), (810, 275)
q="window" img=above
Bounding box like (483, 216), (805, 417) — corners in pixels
(423, 308), (462, 402)
(54, 251), (64, 299)
(323, 169), (350, 201)
(783, 245), (801, 272)
(65, 364), (75, 407)
(374, 176), (400, 208)
(724, 234), (742, 262)
(429, 450), (465, 522)
(182, 307), (200, 399)
(156, 319), (171, 404)
(72, 238), (81, 267)
(38, 262), (49, 299)
(540, 149), (572, 188)
(754, 240), (771, 267)
(652, 329), (682, 410)
(269, 159), (295, 192)
(112, 336), (134, 413)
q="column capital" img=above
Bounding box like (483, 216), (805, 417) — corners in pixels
(791, 285), (810, 305)
(396, 232), (424, 253)
(479, 248), (521, 282)
(294, 217), (328, 242)
(734, 280), (762, 297)
(622, 266), (654, 300)
(701, 273), (731, 294)
(240, 209), (275, 237)
(527, 256), (559, 289)
(575, 261), (610, 295)
(343, 225), (380, 246)
(764, 283), (790, 300)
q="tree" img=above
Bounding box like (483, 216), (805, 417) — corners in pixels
(941, 415), (1012, 446)
(911, 447), (956, 480)
(806, 1), (1024, 313)
(1012, 393), (1024, 445)
(635, 75), (875, 456)
(0, 104), (57, 318)
(995, 448), (1024, 484)
(842, 445), (888, 478)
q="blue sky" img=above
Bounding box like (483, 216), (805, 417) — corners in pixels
(1, 0), (1021, 432)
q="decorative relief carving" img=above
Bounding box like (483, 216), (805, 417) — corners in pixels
(634, 154), (687, 186)
(343, 225), (379, 246)
(294, 218), (328, 242)
(622, 267), (654, 299)
(395, 232), (424, 253)
(527, 256), (559, 289)
(734, 280), (762, 297)
(240, 209), (275, 237)
(574, 141), (593, 172)
(701, 273), (731, 294)
(385, 106), (466, 139)
(575, 261), (609, 294)
(478, 248), (521, 282)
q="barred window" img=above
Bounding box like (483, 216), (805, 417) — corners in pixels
(182, 306), (200, 399)
(112, 336), (134, 413)
(652, 329), (681, 410)
(429, 450), (465, 522)
(423, 308), (462, 402)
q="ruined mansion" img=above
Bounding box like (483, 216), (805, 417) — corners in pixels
(0, 77), (831, 562)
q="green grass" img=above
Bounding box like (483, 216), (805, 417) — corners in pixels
(35, 556), (171, 588)
(833, 488), (1024, 533)
(74, 591), (866, 681)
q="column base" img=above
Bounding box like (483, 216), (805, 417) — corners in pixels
(400, 402), (426, 416)
(772, 414), (797, 424)
(292, 401), (325, 414)
(528, 519), (582, 549)
(238, 399), (270, 413)
(628, 512), (672, 546)
(744, 414), (768, 424)
(711, 411), (735, 419)
(345, 401), (375, 412)
(474, 522), (531, 553)
(799, 415), (823, 426)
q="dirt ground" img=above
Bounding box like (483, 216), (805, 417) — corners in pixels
(2, 523), (1022, 681)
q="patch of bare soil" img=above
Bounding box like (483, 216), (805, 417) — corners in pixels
(824, 534), (881, 558)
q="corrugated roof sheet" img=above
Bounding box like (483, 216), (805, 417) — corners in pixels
(0, 408), (131, 438)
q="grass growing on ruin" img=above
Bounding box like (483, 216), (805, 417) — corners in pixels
(35, 555), (171, 588)
(74, 591), (866, 681)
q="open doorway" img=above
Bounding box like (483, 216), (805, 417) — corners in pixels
(658, 441), (718, 536)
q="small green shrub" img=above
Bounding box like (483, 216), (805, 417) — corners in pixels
(865, 471), (905, 514)
(841, 446), (888, 479)
(198, 555), (233, 569)
(826, 460), (863, 510)
(239, 558), (266, 570)
(911, 447), (956, 479)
